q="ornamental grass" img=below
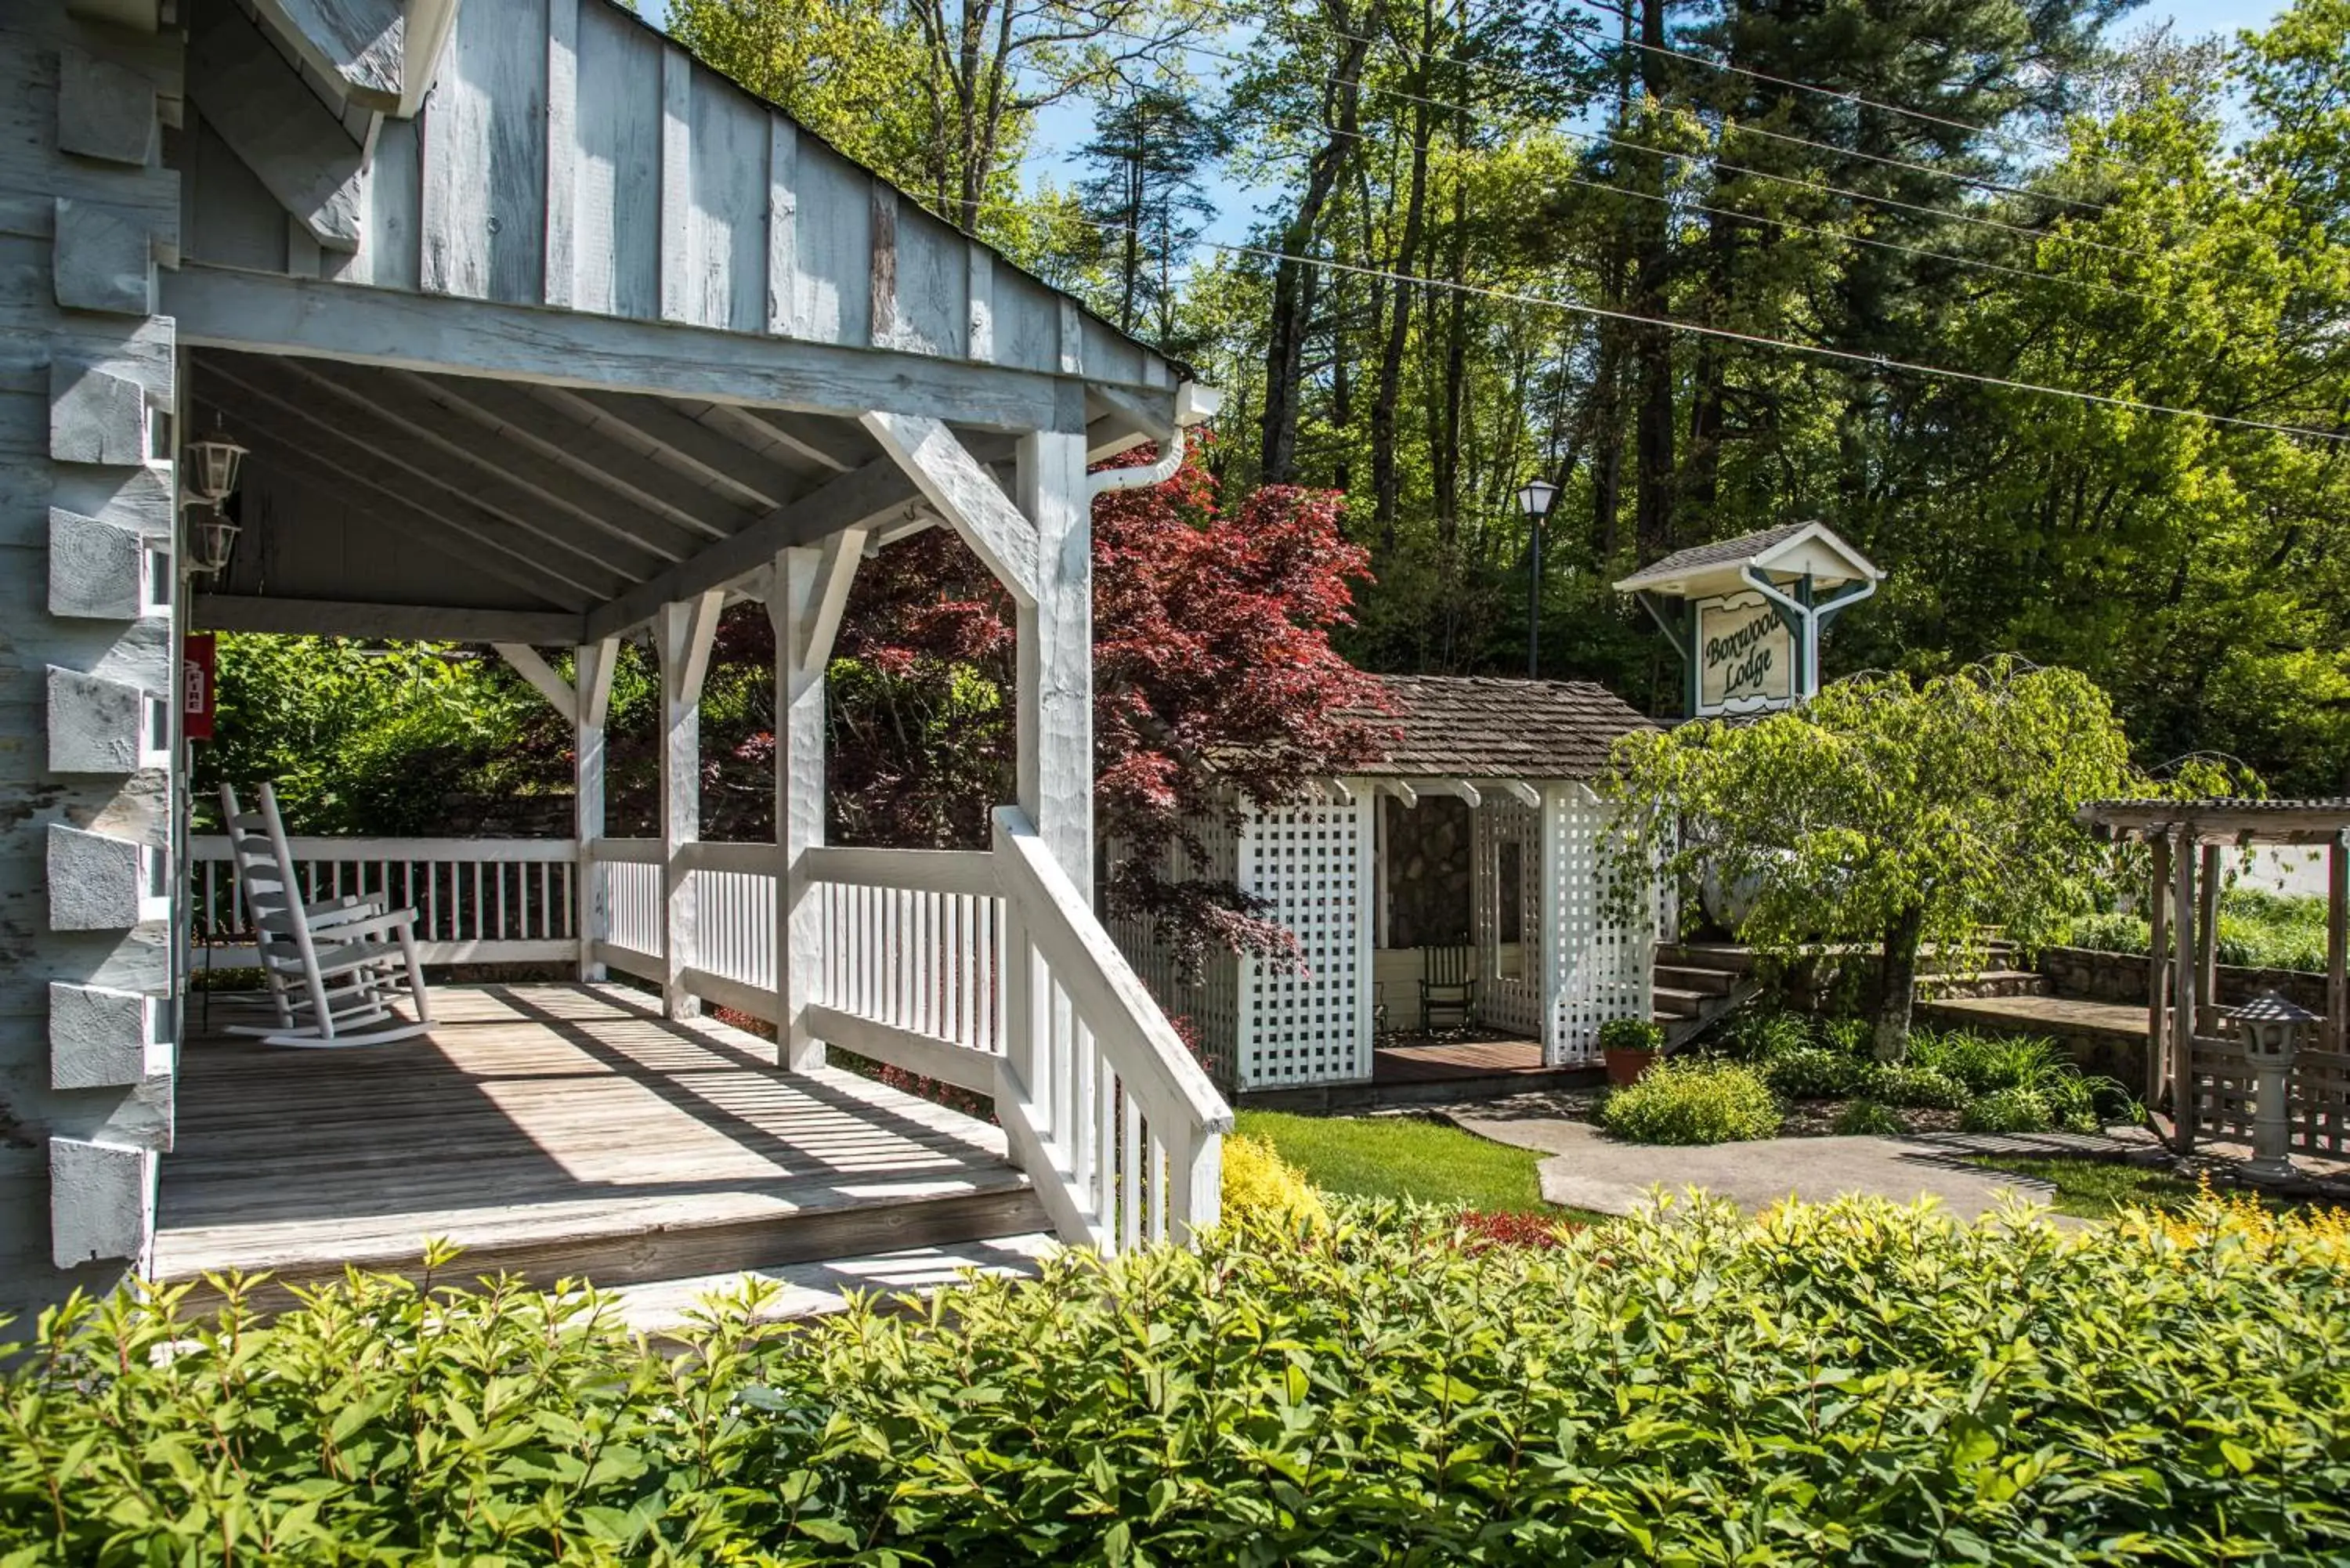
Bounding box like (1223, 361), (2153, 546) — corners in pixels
(4, 1194), (2348, 1565)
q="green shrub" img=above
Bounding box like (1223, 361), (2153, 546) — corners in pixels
(1600, 1058), (1781, 1144)
(1760, 1045), (1873, 1100)
(2066, 891), (2330, 974)
(8, 1198), (2350, 1564)
(1961, 1086), (2055, 1133)
(1907, 1028), (2070, 1095)
(1833, 1099), (1903, 1136)
(2066, 909), (2152, 956)
(1596, 1016), (1665, 1053)
(1718, 1009), (1813, 1060)
(1871, 1064), (1970, 1110)
(1816, 1015), (1872, 1057)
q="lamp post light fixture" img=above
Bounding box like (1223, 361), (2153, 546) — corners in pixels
(1517, 478), (1559, 678)
(2230, 989), (2317, 1182)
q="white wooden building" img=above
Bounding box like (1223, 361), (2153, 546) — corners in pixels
(4, 0), (1229, 1313)
(1116, 677), (1659, 1093)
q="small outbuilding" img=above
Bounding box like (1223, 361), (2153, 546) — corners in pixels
(1115, 676), (1659, 1093)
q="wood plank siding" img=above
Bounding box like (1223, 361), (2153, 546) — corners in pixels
(178, 0), (1172, 399)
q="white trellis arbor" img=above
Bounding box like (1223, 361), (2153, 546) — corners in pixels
(6, 0), (1227, 1310)
(1116, 676), (1659, 1091)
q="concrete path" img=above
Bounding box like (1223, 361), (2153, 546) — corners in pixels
(1447, 1096), (2145, 1222)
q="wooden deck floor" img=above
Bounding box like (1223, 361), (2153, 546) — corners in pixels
(155, 985), (1039, 1293)
(1372, 1035), (1549, 1085)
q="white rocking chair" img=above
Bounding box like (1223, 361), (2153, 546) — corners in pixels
(221, 782), (435, 1047)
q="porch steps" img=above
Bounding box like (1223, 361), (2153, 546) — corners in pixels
(607, 1232), (1060, 1338)
(1652, 943), (1762, 1050)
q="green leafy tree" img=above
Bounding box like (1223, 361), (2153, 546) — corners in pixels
(1600, 659), (2164, 1057)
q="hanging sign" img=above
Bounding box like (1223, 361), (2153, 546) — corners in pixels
(1694, 591), (1793, 715)
(183, 632), (215, 742)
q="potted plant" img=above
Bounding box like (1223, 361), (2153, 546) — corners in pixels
(1599, 1017), (1665, 1087)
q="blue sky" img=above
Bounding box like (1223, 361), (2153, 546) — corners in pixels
(1021, 0), (2290, 252)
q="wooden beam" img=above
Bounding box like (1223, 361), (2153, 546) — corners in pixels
(193, 595), (586, 642)
(493, 644), (574, 711)
(2146, 833), (2171, 1113)
(2196, 842), (2221, 1035)
(191, 398), (598, 609)
(2172, 837), (2196, 1155)
(1014, 428), (1090, 890)
(797, 527), (868, 673)
(187, 7), (367, 251)
(254, 0), (405, 112)
(2329, 834), (2347, 1056)
(283, 360), (710, 565)
(1375, 779), (1419, 809)
(1492, 779), (1542, 809)
(862, 411), (1039, 607)
(554, 389), (810, 513)
(710, 403), (873, 474)
(164, 263), (1069, 429)
(658, 591), (723, 1020)
(197, 359), (637, 598)
(574, 635), (617, 981)
(428, 381), (760, 536)
(581, 457), (919, 642)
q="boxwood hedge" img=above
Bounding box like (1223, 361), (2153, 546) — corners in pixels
(5, 1194), (2348, 1565)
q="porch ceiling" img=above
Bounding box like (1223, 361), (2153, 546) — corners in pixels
(186, 348), (1019, 643)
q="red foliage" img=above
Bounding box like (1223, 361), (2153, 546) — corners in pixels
(812, 439), (1389, 967)
(1452, 1210), (1582, 1253)
(1091, 443), (1390, 969)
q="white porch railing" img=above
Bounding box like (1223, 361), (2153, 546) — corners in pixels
(190, 813), (1229, 1250)
(190, 836), (579, 966)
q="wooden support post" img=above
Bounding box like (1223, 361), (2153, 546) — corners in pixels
(1535, 786), (1566, 1067)
(2172, 836), (2197, 1155)
(574, 638), (616, 981)
(2146, 834), (2171, 1112)
(657, 592), (722, 1019)
(2196, 842), (2221, 1035)
(2328, 834), (2347, 1056)
(768, 531), (865, 1070)
(1014, 428), (1092, 894)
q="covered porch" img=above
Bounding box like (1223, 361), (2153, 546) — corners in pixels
(20, 0), (1231, 1295)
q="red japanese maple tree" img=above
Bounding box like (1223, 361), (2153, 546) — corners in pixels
(817, 437), (1390, 966)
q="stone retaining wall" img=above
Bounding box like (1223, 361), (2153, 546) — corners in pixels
(2041, 946), (2326, 1014)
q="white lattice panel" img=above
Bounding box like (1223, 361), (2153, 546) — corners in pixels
(1472, 800), (1542, 1038)
(1543, 789), (1652, 1064)
(1235, 800), (1370, 1089)
(1106, 815), (1241, 1086)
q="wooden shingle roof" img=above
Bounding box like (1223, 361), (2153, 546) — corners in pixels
(1347, 675), (1655, 781)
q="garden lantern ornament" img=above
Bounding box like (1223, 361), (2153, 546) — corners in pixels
(2230, 989), (2316, 1182)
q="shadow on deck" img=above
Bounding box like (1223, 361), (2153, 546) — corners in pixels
(156, 983), (1042, 1300)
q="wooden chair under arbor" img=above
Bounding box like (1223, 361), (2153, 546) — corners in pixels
(220, 783), (435, 1048)
(1419, 943), (1477, 1032)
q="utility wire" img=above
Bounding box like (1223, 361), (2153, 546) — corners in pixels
(1091, 23), (2260, 287)
(974, 195), (2350, 446)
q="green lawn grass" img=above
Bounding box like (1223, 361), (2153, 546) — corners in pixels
(1235, 1109), (1558, 1215)
(1964, 1154), (2210, 1219)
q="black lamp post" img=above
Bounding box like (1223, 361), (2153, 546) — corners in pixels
(1517, 479), (1558, 677)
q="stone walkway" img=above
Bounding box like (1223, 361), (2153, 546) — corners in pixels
(1446, 1092), (2157, 1222)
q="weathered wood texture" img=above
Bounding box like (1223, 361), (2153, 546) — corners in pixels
(1, 5), (182, 1312)
(173, 0), (1180, 406)
(153, 985), (1040, 1298)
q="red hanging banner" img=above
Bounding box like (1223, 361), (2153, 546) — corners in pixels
(183, 632), (215, 742)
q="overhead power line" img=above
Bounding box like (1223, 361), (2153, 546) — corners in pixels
(975, 196), (2349, 446)
(1089, 23), (2256, 288)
